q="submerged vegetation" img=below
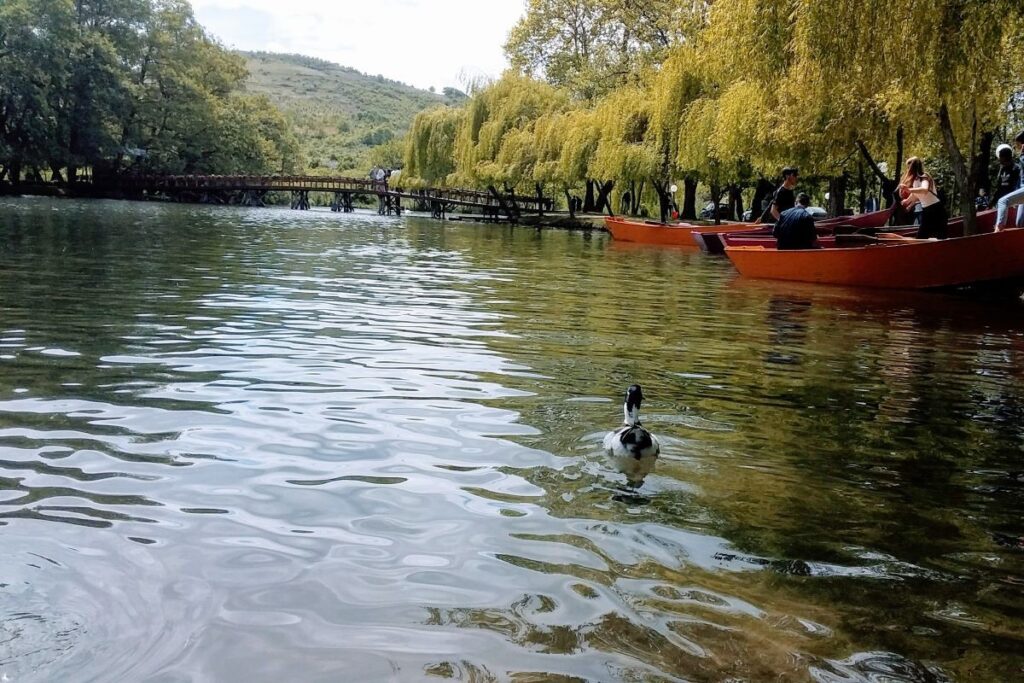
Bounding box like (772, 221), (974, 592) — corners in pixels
(403, 0), (1024, 231)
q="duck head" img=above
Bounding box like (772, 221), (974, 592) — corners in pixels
(623, 384), (644, 425)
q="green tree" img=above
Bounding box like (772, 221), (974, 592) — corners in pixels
(505, 0), (704, 99)
(0, 0), (75, 181)
(452, 74), (566, 187)
(0, 0), (302, 182)
(402, 106), (464, 186)
(368, 137), (405, 172)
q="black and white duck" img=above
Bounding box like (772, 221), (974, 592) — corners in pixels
(603, 384), (660, 487)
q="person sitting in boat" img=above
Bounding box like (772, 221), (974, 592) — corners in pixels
(995, 132), (1024, 231)
(773, 197), (819, 250)
(976, 188), (990, 211)
(761, 167), (799, 223)
(899, 157), (947, 239)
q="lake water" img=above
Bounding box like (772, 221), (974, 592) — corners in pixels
(0, 198), (1022, 682)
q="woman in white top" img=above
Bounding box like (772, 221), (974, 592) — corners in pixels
(899, 157), (947, 239)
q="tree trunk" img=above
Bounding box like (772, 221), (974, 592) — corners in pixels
(681, 177), (698, 220)
(938, 102), (976, 235)
(535, 183), (544, 216)
(856, 138), (901, 218)
(583, 179), (596, 213)
(727, 185), (743, 221)
(894, 126), (904, 182)
(709, 183), (724, 225)
(972, 131), (995, 195)
(652, 180), (671, 223)
(595, 180), (615, 216)
(750, 177), (774, 222)
(858, 162), (867, 213)
(633, 181), (644, 215)
(564, 188), (575, 219)
(10, 159), (22, 185)
(828, 174), (847, 217)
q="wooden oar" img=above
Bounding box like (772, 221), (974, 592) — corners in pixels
(833, 234), (882, 246)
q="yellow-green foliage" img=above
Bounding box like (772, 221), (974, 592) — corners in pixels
(453, 74), (567, 185)
(402, 106), (465, 187)
(402, 0), (1024, 205)
(590, 87), (660, 182)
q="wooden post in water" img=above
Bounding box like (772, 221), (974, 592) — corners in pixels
(291, 190), (310, 210)
(241, 190), (266, 207)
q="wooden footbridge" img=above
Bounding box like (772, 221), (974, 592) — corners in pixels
(108, 174), (553, 222)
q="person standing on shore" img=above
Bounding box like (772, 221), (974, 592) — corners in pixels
(995, 132), (1024, 230)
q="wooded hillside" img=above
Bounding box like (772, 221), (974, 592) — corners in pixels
(242, 52), (466, 175)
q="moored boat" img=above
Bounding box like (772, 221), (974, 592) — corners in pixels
(695, 207), (897, 254)
(705, 208), (998, 253)
(724, 227), (1024, 290)
(721, 226), (919, 249)
(604, 216), (751, 247)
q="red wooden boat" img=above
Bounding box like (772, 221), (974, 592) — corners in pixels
(712, 208), (998, 252)
(604, 216), (752, 248)
(721, 226), (919, 249)
(724, 227), (1024, 290)
(694, 207), (896, 254)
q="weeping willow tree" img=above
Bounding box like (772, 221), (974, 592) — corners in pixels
(452, 74), (567, 189)
(400, 0), (1024, 224)
(649, 46), (708, 219)
(689, 0), (806, 218)
(588, 85), (663, 217)
(784, 0), (1024, 233)
(531, 109), (595, 214)
(783, 2), (929, 201)
(402, 106), (465, 187)
(695, 0), (1024, 229)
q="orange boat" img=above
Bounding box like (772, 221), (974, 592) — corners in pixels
(724, 228), (1024, 290)
(604, 216), (753, 247)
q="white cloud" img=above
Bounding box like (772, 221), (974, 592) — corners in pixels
(190, 0), (526, 91)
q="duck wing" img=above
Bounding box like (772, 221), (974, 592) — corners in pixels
(617, 425), (657, 458)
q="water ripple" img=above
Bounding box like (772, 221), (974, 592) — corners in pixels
(0, 199), (1022, 681)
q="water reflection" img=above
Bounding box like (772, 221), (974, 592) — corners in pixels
(0, 198), (1022, 682)
(764, 296), (813, 366)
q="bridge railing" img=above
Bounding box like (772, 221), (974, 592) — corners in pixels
(114, 174), (551, 212)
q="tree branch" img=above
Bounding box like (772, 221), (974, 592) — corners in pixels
(856, 140), (888, 183)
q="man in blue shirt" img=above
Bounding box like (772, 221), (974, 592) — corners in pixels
(774, 193), (819, 250)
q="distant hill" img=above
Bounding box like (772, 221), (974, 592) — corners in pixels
(241, 52), (467, 174)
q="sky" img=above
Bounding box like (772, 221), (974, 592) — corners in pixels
(190, 0), (526, 92)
